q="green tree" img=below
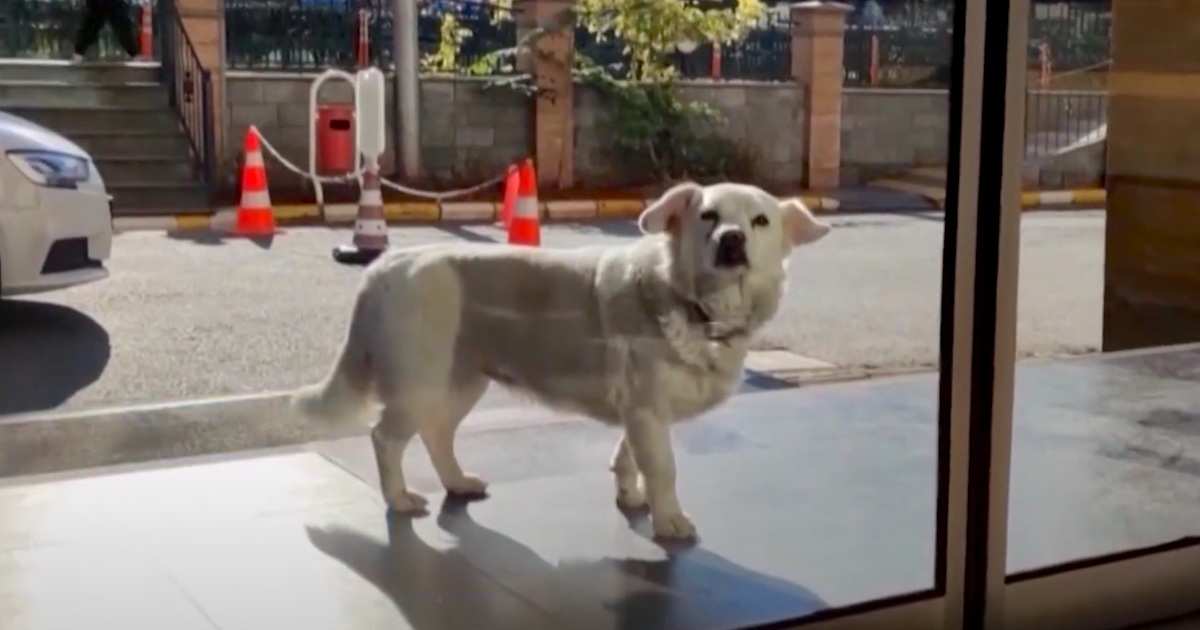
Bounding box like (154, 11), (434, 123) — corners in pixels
(571, 0), (767, 182)
(574, 0), (765, 81)
(425, 0), (769, 183)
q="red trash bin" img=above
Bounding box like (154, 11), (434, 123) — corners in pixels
(316, 104), (356, 175)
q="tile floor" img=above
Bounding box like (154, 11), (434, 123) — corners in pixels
(4, 346), (1200, 629)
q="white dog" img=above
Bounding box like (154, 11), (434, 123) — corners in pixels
(293, 181), (831, 539)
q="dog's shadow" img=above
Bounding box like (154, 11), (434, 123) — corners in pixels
(307, 497), (827, 630)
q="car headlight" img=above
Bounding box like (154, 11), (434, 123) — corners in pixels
(6, 150), (91, 189)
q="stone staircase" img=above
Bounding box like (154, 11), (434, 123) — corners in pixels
(0, 59), (209, 214)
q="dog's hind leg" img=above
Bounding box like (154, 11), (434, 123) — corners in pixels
(372, 404), (429, 514)
(420, 373), (491, 497)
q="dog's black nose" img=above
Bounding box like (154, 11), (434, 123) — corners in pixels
(719, 231), (746, 249)
(715, 230), (748, 267)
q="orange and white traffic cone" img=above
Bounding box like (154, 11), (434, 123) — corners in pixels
(138, 1), (153, 60)
(507, 159), (540, 247)
(332, 168), (389, 265)
(232, 126), (277, 237)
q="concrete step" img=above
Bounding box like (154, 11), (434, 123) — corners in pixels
(0, 59), (160, 84)
(0, 106), (180, 135)
(109, 183), (212, 215)
(0, 81), (168, 109)
(94, 156), (197, 186)
(67, 131), (193, 156)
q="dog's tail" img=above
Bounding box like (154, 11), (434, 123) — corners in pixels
(292, 293), (374, 425)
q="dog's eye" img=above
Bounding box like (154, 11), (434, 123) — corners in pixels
(699, 210), (718, 222)
(751, 215), (769, 228)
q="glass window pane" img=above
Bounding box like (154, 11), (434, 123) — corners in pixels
(1008, 0), (1200, 576)
(0, 0), (977, 628)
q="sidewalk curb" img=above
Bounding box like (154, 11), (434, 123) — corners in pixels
(884, 188), (1106, 211)
(1020, 188), (1106, 208)
(0, 351), (831, 479)
(112, 195), (843, 233)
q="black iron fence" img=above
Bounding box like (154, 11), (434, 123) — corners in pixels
(224, 0), (791, 79)
(1029, 1), (1111, 74)
(844, 0), (1111, 88)
(1025, 89), (1107, 159)
(224, 0), (516, 71)
(159, 0), (216, 192)
(0, 0), (1110, 89)
(0, 0), (155, 60)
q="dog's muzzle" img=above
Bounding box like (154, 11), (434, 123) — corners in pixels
(714, 230), (749, 268)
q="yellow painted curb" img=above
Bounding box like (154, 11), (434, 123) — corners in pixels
(1020, 189), (1106, 208)
(596, 199), (647, 218)
(545, 200), (599, 220)
(383, 202), (439, 222)
(273, 204), (321, 220)
(441, 202), (498, 222)
(174, 214), (216, 230)
(116, 193), (853, 233)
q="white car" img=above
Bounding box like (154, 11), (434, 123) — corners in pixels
(0, 111), (113, 297)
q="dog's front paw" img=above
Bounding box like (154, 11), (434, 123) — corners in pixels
(444, 473), (490, 498)
(384, 490), (429, 514)
(651, 510), (697, 540)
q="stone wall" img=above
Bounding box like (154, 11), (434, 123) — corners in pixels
(573, 81), (806, 189)
(222, 72), (1107, 195)
(841, 88), (950, 185)
(840, 87), (1108, 188)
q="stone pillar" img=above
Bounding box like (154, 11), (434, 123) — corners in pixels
(1102, 0), (1200, 350)
(790, 1), (851, 191)
(176, 0), (226, 165)
(514, 0), (574, 188)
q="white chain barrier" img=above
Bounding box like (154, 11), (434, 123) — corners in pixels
(253, 66), (511, 214)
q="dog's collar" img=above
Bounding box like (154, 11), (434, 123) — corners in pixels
(678, 296), (748, 344)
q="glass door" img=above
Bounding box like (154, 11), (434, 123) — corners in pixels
(739, 0), (1013, 625)
(965, 0), (1200, 627)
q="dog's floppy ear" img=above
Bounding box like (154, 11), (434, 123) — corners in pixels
(779, 198), (831, 246)
(638, 182), (703, 235)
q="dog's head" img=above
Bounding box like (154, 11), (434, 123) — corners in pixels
(637, 182), (831, 277)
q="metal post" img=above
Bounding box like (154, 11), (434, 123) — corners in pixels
(393, 0), (421, 179)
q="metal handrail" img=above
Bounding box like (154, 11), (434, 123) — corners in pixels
(156, 0), (216, 193)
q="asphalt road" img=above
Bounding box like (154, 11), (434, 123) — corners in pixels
(0, 211), (1104, 415)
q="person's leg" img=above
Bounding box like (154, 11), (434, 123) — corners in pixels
(104, 0), (141, 58)
(72, 0), (107, 59)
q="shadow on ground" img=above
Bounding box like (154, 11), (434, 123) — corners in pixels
(165, 228), (228, 246)
(308, 497), (827, 630)
(166, 229), (276, 249)
(436, 224), (500, 243)
(0, 299), (110, 415)
(562, 220), (643, 238)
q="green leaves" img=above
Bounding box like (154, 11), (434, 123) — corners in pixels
(575, 0), (765, 81)
(569, 0), (765, 183)
(420, 13), (472, 75)
(423, 0), (767, 184)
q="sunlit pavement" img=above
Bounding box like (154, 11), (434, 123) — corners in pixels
(0, 211), (1104, 415)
